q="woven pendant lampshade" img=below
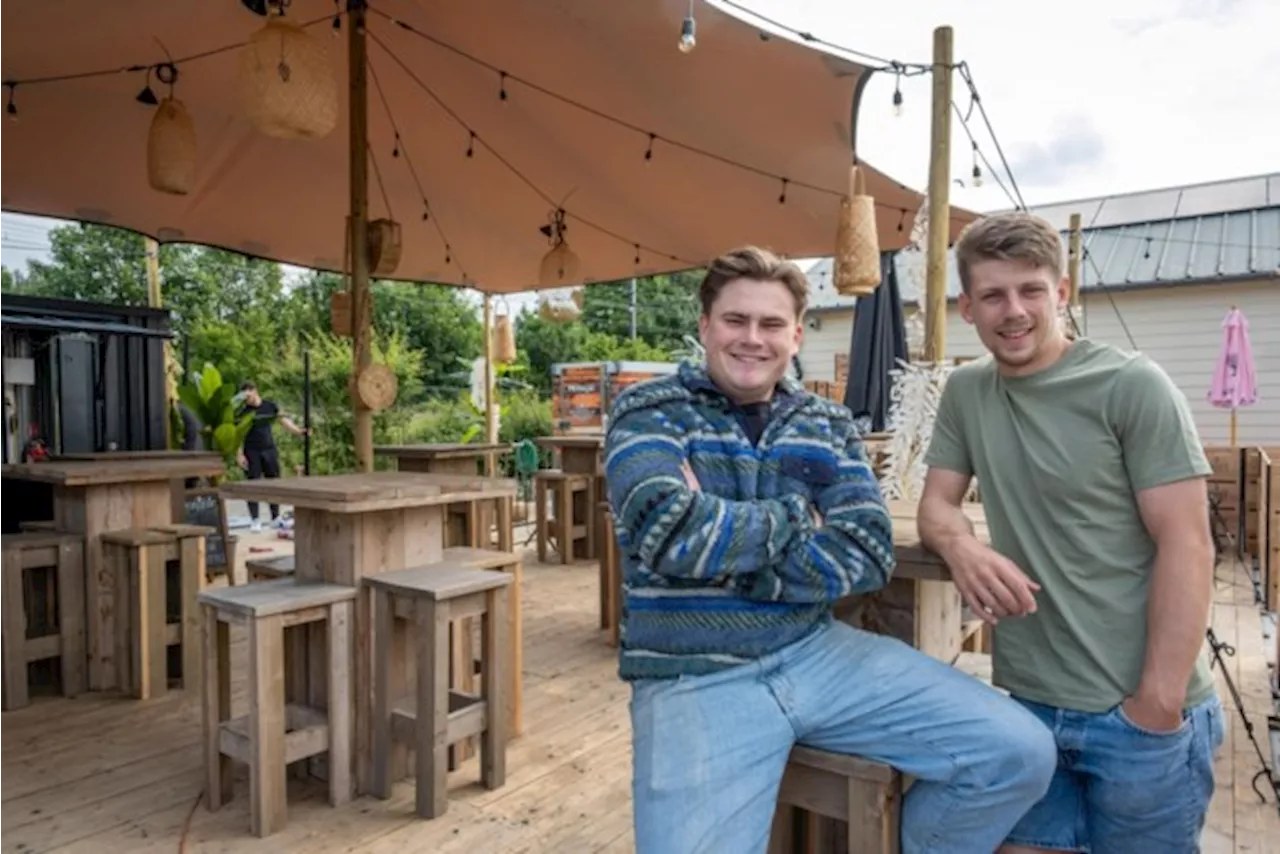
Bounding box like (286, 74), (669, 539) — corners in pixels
(538, 241), (581, 287)
(832, 164), (882, 296)
(239, 12), (338, 140)
(492, 300), (517, 364)
(146, 97), (196, 195)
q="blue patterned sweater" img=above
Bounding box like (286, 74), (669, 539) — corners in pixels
(604, 361), (896, 681)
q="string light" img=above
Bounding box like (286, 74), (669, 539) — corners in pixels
(6, 84), (16, 121)
(892, 65), (904, 117)
(4, 5), (1000, 287)
(679, 1), (698, 54)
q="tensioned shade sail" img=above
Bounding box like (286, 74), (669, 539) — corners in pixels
(1, 0), (978, 294)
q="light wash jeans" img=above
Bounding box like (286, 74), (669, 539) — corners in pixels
(629, 620), (1058, 854)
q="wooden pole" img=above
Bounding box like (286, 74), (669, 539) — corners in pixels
(923, 25), (954, 364)
(1068, 212), (1082, 308)
(482, 293), (498, 476)
(349, 1), (373, 473)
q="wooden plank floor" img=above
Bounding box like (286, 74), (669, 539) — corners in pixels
(2, 547), (1277, 853)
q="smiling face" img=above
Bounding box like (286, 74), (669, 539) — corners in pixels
(699, 277), (802, 404)
(959, 258), (1071, 376)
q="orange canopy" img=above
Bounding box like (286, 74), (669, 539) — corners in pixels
(1, 0), (976, 294)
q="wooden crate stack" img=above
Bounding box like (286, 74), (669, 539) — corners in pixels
(552, 363), (606, 435)
(550, 361), (677, 435)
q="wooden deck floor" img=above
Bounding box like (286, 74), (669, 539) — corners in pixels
(2, 547), (1277, 853)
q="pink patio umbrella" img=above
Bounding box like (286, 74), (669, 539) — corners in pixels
(1207, 306), (1258, 450)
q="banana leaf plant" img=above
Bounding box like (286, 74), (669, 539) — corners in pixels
(176, 363), (261, 468)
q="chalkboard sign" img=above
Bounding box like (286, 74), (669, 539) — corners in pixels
(183, 494), (235, 570)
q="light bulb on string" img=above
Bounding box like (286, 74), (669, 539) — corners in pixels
(678, 1), (697, 54)
(892, 77), (903, 117)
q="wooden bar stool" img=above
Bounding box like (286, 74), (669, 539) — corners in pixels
(102, 529), (177, 700)
(151, 523), (214, 689)
(440, 546), (524, 740)
(1, 532), (86, 710)
(365, 565), (511, 819)
(768, 746), (903, 854)
(533, 470), (595, 564)
(246, 554), (296, 582)
(199, 578), (356, 838)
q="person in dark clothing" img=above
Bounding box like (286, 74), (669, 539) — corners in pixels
(236, 381), (307, 532)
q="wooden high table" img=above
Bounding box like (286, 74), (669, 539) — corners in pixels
(1, 454), (228, 690)
(537, 435), (606, 560)
(375, 443), (512, 548)
(219, 471), (519, 796)
(834, 500), (989, 665)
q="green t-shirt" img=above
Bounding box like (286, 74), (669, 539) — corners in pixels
(924, 338), (1216, 713)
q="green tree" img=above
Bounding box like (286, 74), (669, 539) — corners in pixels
(513, 309), (590, 395)
(579, 272), (701, 353)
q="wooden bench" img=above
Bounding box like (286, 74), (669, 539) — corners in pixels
(199, 578), (356, 838)
(769, 746), (903, 854)
(365, 565), (512, 819)
(534, 470), (595, 564)
(102, 525), (210, 699)
(1, 532), (86, 710)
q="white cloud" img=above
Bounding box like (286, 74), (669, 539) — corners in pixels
(727, 0), (1278, 210)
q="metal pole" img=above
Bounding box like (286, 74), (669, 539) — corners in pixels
(629, 277), (638, 340)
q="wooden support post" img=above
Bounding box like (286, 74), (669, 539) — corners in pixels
(1067, 212), (1082, 308)
(483, 294), (498, 477)
(349, 0), (374, 473)
(923, 25), (954, 364)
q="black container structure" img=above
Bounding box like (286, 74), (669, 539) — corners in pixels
(2, 295), (174, 532)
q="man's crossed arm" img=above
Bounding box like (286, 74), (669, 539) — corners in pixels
(604, 407), (895, 605)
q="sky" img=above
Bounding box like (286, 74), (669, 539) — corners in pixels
(3, 0), (1277, 309)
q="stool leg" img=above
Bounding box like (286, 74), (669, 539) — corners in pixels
(846, 777), (901, 854)
(508, 559), (523, 738)
(535, 478), (548, 563)
(2, 550), (29, 710)
(249, 615), (287, 837)
(557, 483), (572, 565)
(133, 545), (167, 700)
(56, 541), (87, 697)
(202, 606), (233, 810)
(370, 588), (396, 799)
(497, 496), (514, 552)
(585, 480), (598, 560)
(416, 599), (450, 819)
(327, 600), (353, 807)
(179, 535), (205, 691)
(480, 587), (507, 791)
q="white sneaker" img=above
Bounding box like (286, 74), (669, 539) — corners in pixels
(251, 520), (263, 533)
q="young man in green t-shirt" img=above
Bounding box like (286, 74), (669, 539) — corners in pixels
(918, 212), (1224, 853)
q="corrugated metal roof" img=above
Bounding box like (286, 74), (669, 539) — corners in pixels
(804, 173), (1280, 312)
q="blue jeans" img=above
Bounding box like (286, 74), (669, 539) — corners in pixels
(1004, 693), (1225, 853)
(629, 620), (1057, 854)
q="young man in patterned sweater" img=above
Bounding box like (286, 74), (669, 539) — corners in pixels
(605, 246), (1057, 854)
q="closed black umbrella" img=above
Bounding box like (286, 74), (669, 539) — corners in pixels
(843, 252), (908, 433)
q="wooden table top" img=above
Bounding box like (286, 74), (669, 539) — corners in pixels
(887, 500), (988, 581)
(373, 443), (510, 460)
(537, 435), (604, 449)
(219, 471), (518, 514)
(2, 455), (226, 486)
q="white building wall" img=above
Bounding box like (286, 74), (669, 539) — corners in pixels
(799, 279), (1279, 446)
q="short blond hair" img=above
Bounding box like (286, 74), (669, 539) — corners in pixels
(698, 246), (808, 318)
(955, 212), (1063, 294)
